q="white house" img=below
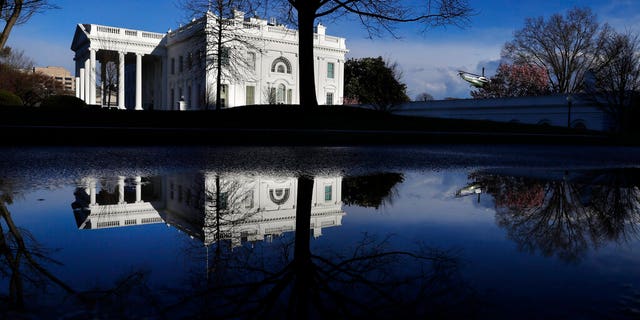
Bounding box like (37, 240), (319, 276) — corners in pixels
(72, 173), (345, 248)
(70, 10), (348, 110)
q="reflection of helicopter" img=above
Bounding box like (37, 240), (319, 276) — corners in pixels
(458, 68), (490, 88)
(455, 184), (483, 203)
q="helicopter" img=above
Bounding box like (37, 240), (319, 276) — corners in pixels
(458, 67), (490, 88)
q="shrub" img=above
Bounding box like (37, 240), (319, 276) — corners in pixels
(39, 95), (87, 110)
(0, 89), (23, 106)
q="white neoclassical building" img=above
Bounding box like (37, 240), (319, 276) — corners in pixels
(70, 11), (348, 110)
(72, 173), (345, 248)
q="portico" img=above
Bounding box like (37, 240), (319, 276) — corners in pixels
(71, 24), (166, 109)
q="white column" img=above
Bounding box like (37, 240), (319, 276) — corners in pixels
(89, 48), (97, 105)
(118, 51), (125, 110)
(337, 60), (344, 105)
(75, 77), (80, 98)
(79, 68), (85, 101)
(118, 176), (125, 204)
(84, 57), (90, 103)
(100, 60), (106, 107)
(135, 176), (142, 203)
(161, 57), (168, 109)
(135, 53), (143, 110)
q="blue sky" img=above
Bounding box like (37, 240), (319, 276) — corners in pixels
(6, 0), (640, 100)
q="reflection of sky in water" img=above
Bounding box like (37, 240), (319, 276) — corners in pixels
(2, 146), (640, 318)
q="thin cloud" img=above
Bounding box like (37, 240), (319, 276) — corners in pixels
(347, 39), (502, 99)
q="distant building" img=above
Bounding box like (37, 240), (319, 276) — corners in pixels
(70, 10), (348, 110)
(33, 66), (75, 93)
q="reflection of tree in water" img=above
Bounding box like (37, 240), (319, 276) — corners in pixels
(470, 169), (640, 263)
(169, 175), (477, 319)
(0, 180), (157, 318)
(342, 172), (404, 209)
(585, 170), (640, 244)
(0, 179), (76, 312)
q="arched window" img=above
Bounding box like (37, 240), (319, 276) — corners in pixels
(271, 57), (292, 74)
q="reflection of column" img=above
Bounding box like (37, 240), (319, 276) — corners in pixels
(135, 53), (143, 110)
(118, 176), (125, 204)
(118, 51), (125, 109)
(89, 48), (97, 105)
(90, 180), (96, 205)
(135, 176), (142, 203)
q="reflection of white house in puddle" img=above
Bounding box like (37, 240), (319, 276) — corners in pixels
(72, 176), (165, 229)
(72, 174), (345, 246)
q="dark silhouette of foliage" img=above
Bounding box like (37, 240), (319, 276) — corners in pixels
(415, 92), (434, 101)
(585, 31), (640, 132)
(342, 172), (404, 209)
(39, 94), (87, 110)
(345, 57), (410, 112)
(0, 88), (22, 106)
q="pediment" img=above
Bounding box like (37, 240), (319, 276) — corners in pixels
(70, 24), (90, 51)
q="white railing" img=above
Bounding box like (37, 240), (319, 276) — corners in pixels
(96, 25), (120, 34)
(90, 24), (165, 42)
(142, 32), (164, 39)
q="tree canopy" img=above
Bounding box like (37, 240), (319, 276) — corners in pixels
(344, 56), (410, 112)
(586, 31), (640, 132)
(503, 7), (611, 94)
(471, 63), (550, 99)
(415, 92), (435, 101)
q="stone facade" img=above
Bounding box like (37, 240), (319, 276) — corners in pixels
(70, 11), (348, 110)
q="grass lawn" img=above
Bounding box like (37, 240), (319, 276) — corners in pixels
(0, 104), (618, 146)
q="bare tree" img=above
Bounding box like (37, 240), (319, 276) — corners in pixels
(273, 0), (473, 108)
(179, 0), (259, 110)
(585, 31), (640, 132)
(503, 7), (612, 94)
(0, 0), (57, 49)
(0, 46), (32, 68)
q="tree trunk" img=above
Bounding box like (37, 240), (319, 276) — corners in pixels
(215, 24), (223, 111)
(297, 7), (318, 108)
(292, 175), (314, 318)
(0, 1), (23, 50)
